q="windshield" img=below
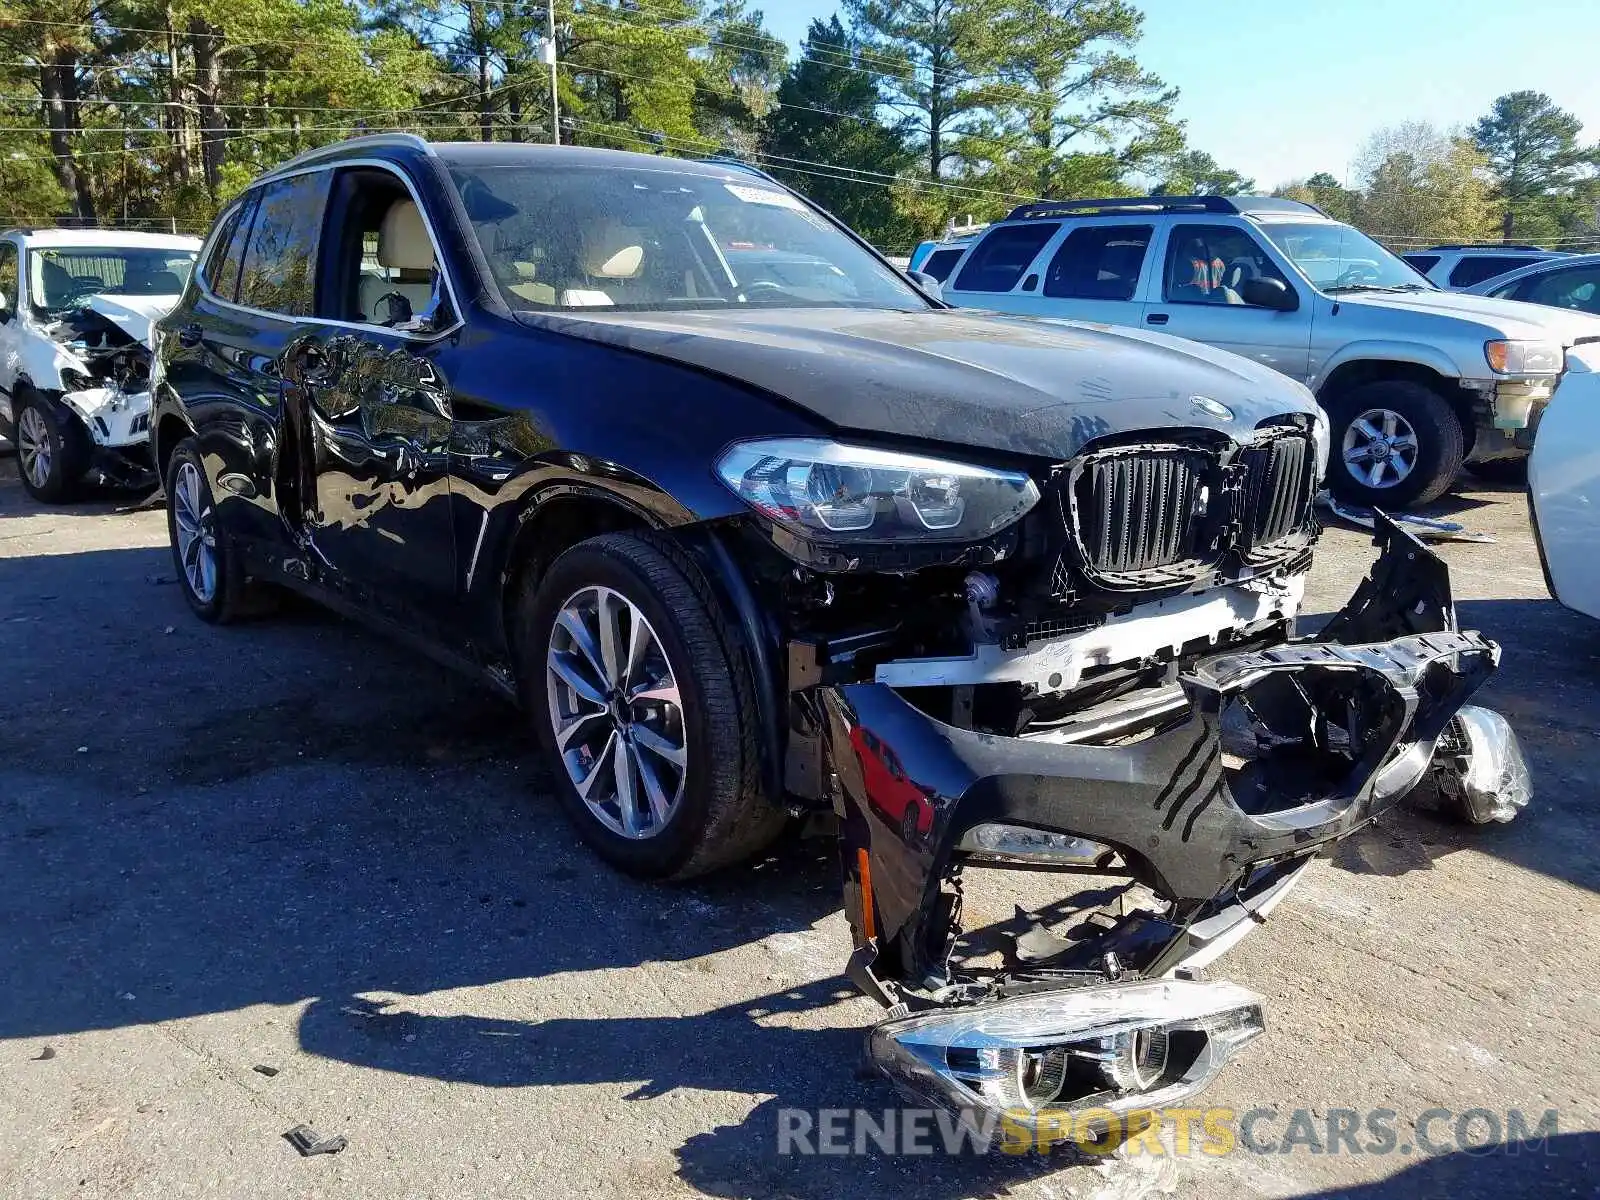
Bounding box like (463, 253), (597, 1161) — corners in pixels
(29, 247), (197, 310)
(447, 162), (927, 312)
(1256, 222), (1432, 292)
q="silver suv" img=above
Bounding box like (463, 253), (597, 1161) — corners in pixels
(936, 196), (1600, 506)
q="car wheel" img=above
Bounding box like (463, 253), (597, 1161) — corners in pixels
(1325, 381), (1464, 509)
(520, 531), (786, 879)
(165, 438), (270, 623)
(14, 389), (86, 503)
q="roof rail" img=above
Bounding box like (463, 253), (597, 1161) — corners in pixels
(1422, 242), (1549, 252)
(263, 132), (434, 178)
(1003, 194), (1323, 221)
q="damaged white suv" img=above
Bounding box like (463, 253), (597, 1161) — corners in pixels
(0, 228), (200, 502)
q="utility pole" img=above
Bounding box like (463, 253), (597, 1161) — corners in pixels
(544, 1), (559, 145)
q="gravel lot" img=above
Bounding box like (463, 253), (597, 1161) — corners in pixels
(1, 455), (1596, 1200)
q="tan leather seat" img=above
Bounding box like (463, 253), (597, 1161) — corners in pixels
(558, 223), (646, 307)
(361, 199), (437, 320)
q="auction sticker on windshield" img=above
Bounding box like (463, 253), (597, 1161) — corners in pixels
(725, 182), (806, 209)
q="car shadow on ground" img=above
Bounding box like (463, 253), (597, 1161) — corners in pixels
(1300, 1131), (1596, 1199)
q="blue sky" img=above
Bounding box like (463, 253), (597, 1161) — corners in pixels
(754, 0), (1600, 189)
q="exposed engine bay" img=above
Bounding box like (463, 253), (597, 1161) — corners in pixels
(738, 423), (1530, 1138)
(48, 294), (169, 487)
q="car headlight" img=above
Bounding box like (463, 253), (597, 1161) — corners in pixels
(60, 367), (95, 393)
(1485, 340), (1562, 375)
(715, 437), (1040, 542)
(1310, 407), (1331, 481)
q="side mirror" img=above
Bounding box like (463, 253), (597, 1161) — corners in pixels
(1239, 277), (1297, 312)
(0, 289), (10, 321)
(905, 269), (944, 302)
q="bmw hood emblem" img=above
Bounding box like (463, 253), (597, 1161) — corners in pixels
(1190, 395), (1234, 421)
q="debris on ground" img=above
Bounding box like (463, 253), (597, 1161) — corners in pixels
(1318, 493), (1496, 543)
(251, 1064), (279, 1077)
(284, 1124), (348, 1157)
(32, 1046), (55, 1061)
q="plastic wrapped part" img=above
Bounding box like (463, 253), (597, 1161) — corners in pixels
(867, 979), (1264, 1126)
(1451, 704), (1532, 823)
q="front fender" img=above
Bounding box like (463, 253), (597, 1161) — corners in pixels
(1315, 340), (1464, 390)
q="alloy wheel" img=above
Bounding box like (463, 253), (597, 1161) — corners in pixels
(16, 407), (52, 490)
(545, 585), (687, 840)
(172, 460), (218, 603)
(1341, 407), (1419, 490)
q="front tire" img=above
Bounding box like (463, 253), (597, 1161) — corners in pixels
(1325, 380), (1464, 509)
(14, 389), (87, 503)
(519, 531), (785, 880)
(164, 438), (269, 623)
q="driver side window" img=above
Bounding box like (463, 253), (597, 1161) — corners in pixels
(320, 167), (453, 333)
(1163, 224), (1287, 306)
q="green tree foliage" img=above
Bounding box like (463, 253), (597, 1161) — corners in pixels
(1471, 90), (1597, 242)
(761, 17), (914, 247)
(1350, 122), (1498, 246)
(1153, 150), (1253, 196)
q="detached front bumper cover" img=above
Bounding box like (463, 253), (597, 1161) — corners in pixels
(810, 514), (1529, 1113)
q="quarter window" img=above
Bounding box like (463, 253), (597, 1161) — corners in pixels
(1163, 223), (1288, 305)
(1448, 256), (1532, 288)
(951, 223), (1059, 293)
(1402, 254), (1439, 276)
(201, 200), (251, 302)
(1043, 225), (1152, 300)
(0, 242), (17, 312)
(237, 172), (333, 316)
(921, 247), (966, 283)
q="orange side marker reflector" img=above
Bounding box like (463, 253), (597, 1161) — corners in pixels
(856, 847), (877, 943)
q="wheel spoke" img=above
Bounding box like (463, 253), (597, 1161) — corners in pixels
(1380, 411), (1397, 437)
(554, 707), (607, 752)
(575, 729), (618, 800)
(632, 723), (686, 767)
(1343, 445), (1370, 464)
(596, 590), (627, 689)
(622, 602), (652, 692)
(629, 679), (681, 707)
(1354, 417), (1383, 442)
(556, 608), (608, 686)
(549, 650), (609, 706)
(613, 736), (641, 836)
(635, 748), (675, 828)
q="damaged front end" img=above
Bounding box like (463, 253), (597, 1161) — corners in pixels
(801, 515), (1524, 1134)
(49, 296), (164, 488)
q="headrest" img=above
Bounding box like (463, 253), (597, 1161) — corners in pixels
(378, 200), (435, 272)
(580, 224), (644, 278)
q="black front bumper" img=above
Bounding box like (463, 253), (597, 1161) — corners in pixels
(814, 516), (1503, 1006)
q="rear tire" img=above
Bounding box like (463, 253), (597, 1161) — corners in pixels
(519, 531), (785, 880)
(14, 388), (87, 504)
(164, 438), (273, 623)
(1325, 380), (1464, 509)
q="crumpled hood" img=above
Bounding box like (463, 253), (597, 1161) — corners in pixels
(1341, 288), (1600, 344)
(518, 307), (1317, 459)
(83, 292), (181, 349)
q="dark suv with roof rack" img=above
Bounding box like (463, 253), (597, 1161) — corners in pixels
(150, 136), (1527, 1130)
(935, 195), (1600, 506)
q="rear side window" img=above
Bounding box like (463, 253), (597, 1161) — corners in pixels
(237, 172), (333, 316)
(1518, 266), (1600, 313)
(952, 223), (1059, 292)
(1043, 225), (1152, 300)
(921, 247), (966, 283)
(1403, 254), (1439, 276)
(1448, 256), (1533, 288)
(201, 200), (251, 302)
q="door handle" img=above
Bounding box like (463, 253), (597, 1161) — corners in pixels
(1145, 312), (1169, 326)
(177, 323), (203, 347)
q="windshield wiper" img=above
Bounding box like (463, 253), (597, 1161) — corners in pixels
(1326, 283), (1431, 294)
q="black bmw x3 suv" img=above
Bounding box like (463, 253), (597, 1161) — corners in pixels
(152, 133), (1528, 1129)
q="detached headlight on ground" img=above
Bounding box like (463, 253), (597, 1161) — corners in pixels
(868, 980), (1264, 1130)
(715, 437), (1039, 542)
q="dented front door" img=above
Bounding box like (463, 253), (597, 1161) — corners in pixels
(280, 329), (458, 629)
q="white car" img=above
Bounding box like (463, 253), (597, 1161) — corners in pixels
(1401, 244), (1566, 291)
(1529, 343), (1600, 620)
(0, 228), (201, 501)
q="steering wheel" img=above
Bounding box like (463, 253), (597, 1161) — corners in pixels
(1332, 263), (1380, 288)
(741, 280), (790, 302)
